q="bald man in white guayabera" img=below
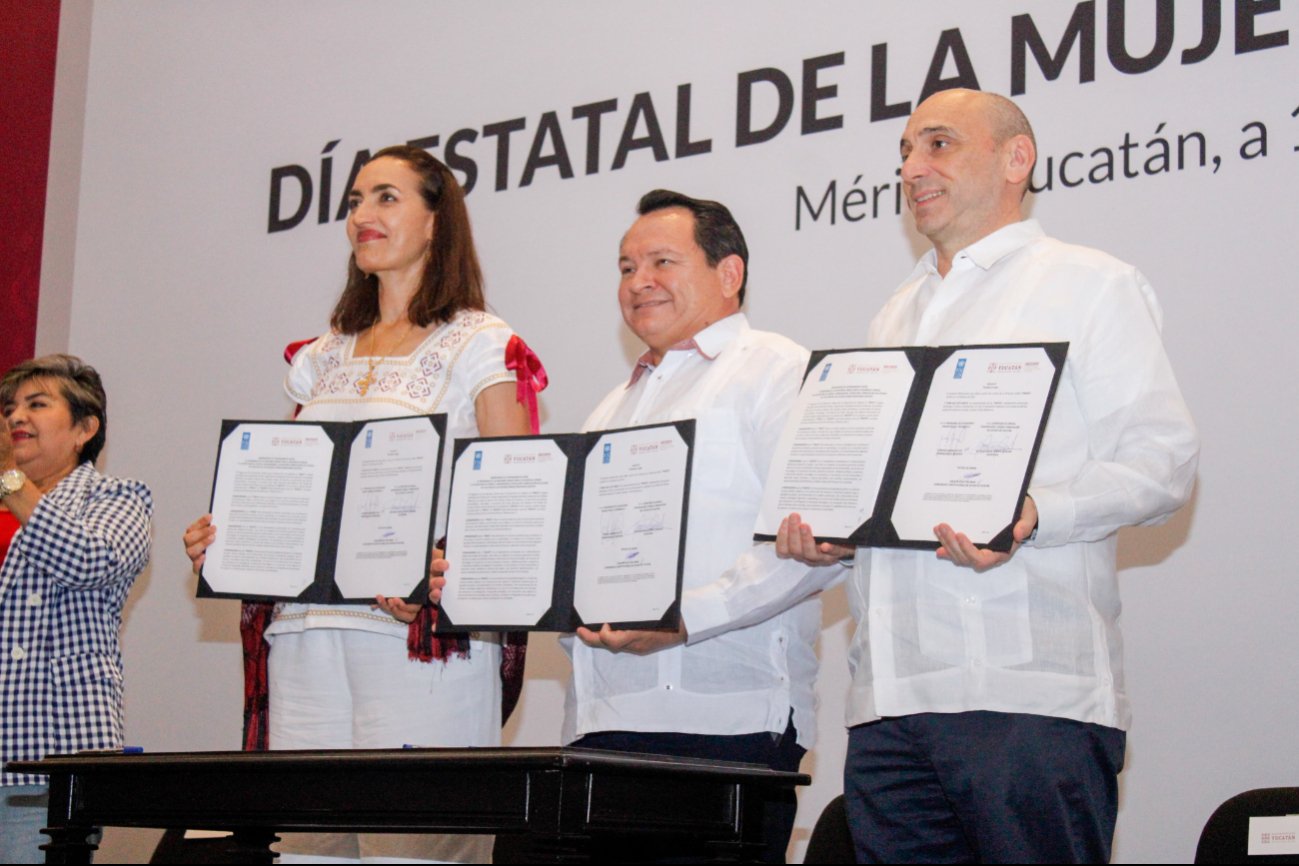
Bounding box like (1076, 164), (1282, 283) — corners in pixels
(778, 89), (1200, 863)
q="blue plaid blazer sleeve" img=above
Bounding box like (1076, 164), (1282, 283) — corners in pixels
(1, 463), (153, 786)
(11, 475), (152, 591)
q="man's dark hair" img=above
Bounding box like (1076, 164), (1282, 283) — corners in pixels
(637, 189), (749, 306)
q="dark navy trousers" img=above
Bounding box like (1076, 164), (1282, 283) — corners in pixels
(844, 711), (1125, 864)
(573, 715), (805, 863)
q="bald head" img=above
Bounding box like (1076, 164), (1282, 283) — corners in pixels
(971, 91), (1036, 192)
(981, 92), (1035, 148)
(926, 89), (1037, 163)
(899, 89), (1039, 274)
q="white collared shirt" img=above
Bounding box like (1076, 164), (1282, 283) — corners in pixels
(848, 219), (1200, 729)
(561, 313), (826, 748)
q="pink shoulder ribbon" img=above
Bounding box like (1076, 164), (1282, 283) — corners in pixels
(505, 334), (549, 434)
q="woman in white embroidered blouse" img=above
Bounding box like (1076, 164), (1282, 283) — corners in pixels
(183, 146), (535, 864)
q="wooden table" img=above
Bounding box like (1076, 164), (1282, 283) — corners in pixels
(8, 746), (810, 863)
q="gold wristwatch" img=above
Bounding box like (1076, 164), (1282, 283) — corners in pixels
(0, 468), (26, 499)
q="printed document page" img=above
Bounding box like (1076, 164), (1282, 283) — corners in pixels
(756, 350), (912, 539)
(205, 423), (332, 597)
(572, 425), (688, 626)
(891, 346), (1056, 543)
(334, 417), (441, 600)
(441, 438), (567, 627)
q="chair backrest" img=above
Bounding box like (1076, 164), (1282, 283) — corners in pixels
(804, 794), (855, 864)
(1194, 787), (1299, 863)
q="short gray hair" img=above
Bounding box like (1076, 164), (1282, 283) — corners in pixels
(1, 354), (108, 465)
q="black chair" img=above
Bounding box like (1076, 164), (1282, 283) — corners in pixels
(1195, 787), (1299, 863)
(804, 794), (854, 864)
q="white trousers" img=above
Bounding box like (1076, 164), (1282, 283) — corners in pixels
(268, 628), (500, 863)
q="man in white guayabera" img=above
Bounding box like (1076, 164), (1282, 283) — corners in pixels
(566, 189), (836, 863)
(779, 89), (1200, 863)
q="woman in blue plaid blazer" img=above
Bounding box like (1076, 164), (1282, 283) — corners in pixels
(0, 355), (153, 863)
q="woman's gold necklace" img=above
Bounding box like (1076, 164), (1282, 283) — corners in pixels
(357, 320), (415, 396)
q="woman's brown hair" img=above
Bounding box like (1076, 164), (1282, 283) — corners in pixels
(330, 145), (485, 333)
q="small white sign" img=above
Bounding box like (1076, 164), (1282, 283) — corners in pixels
(1248, 815), (1299, 856)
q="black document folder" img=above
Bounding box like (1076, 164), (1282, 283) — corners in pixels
(754, 343), (1067, 552)
(197, 414), (446, 603)
(438, 420), (694, 632)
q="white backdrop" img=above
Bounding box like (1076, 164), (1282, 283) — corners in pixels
(38, 2), (1299, 862)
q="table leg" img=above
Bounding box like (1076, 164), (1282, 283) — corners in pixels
(37, 825), (96, 865)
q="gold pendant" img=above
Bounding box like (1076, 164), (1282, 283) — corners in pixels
(357, 371), (373, 396)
